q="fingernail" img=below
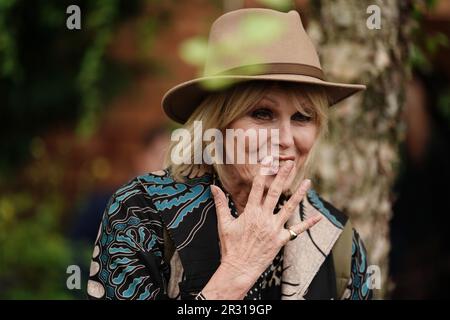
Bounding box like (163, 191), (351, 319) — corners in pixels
(210, 185), (217, 196)
(260, 156), (276, 175)
(261, 155), (273, 166)
(302, 179), (311, 190)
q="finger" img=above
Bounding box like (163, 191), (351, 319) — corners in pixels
(278, 179), (311, 224)
(263, 160), (295, 213)
(245, 167), (267, 209)
(210, 185), (234, 225)
(285, 215), (322, 242)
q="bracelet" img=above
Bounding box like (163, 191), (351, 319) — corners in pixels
(195, 291), (207, 300)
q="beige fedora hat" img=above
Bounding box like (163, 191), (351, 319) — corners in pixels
(162, 8), (366, 124)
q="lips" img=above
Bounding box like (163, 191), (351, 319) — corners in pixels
(259, 155), (295, 163)
(274, 156), (296, 167)
(279, 156), (295, 161)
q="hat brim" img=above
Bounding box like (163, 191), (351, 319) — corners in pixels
(162, 74), (366, 124)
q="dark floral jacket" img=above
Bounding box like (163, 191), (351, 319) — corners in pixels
(87, 170), (372, 300)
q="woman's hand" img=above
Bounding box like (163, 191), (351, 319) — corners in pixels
(202, 160), (321, 299)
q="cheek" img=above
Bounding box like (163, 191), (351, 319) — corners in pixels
(229, 164), (258, 186)
(226, 120), (270, 160)
(227, 118), (254, 132)
(224, 119), (263, 184)
(293, 126), (317, 155)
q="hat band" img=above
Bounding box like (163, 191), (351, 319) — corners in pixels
(215, 63), (325, 81)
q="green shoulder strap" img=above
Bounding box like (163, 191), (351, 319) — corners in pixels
(332, 220), (353, 299)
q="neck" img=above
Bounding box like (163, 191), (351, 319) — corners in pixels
(218, 171), (252, 215)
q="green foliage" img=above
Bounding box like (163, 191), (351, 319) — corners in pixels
(409, 0), (450, 125)
(0, 0), (143, 176)
(0, 0), (160, 300)
(409, 0), (449, 72)
(257, 0), (293, 12)
(0, 191), (73, 299)
(179, 8), (286, 91)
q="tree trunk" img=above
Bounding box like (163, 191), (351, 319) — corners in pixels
(306, 0), (413, 298)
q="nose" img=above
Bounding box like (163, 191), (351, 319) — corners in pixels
(278, 120), (295, 149)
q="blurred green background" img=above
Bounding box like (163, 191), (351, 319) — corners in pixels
(0, 0), (449, 299)
(0, 0), (159, 299)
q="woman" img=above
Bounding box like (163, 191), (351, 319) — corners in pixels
(87, 8), (372, 300)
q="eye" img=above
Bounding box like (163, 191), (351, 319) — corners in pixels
(292, 112), (312, 123)
(251, 107), (273, 121)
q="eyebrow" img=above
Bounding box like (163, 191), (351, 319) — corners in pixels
(261, 96), (278, 105)
(260, 95), (314, 114)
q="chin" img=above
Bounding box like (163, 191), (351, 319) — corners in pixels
(262, 175), (295, 194)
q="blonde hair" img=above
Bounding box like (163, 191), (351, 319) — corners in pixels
(164, 80), (329, 194)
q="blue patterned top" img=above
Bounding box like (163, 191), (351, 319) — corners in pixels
(86, 170), (373, 300)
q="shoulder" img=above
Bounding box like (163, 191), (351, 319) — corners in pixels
(106, 175), (153, 214)
(135, 169), (213, 205)
(98, 173), (171, 244)
(89, 172), (173, 299)
(107, 169), (208, 202)
(135, 169), (212, 187)
(97, 172), (173, 249)
(105, 169), (214, 219)
(305, 190), (369, 261)
(306, 191), (372, 300)
(304, 189), (348, 230)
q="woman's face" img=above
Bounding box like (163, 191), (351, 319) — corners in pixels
(223, 88), (318, 193)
